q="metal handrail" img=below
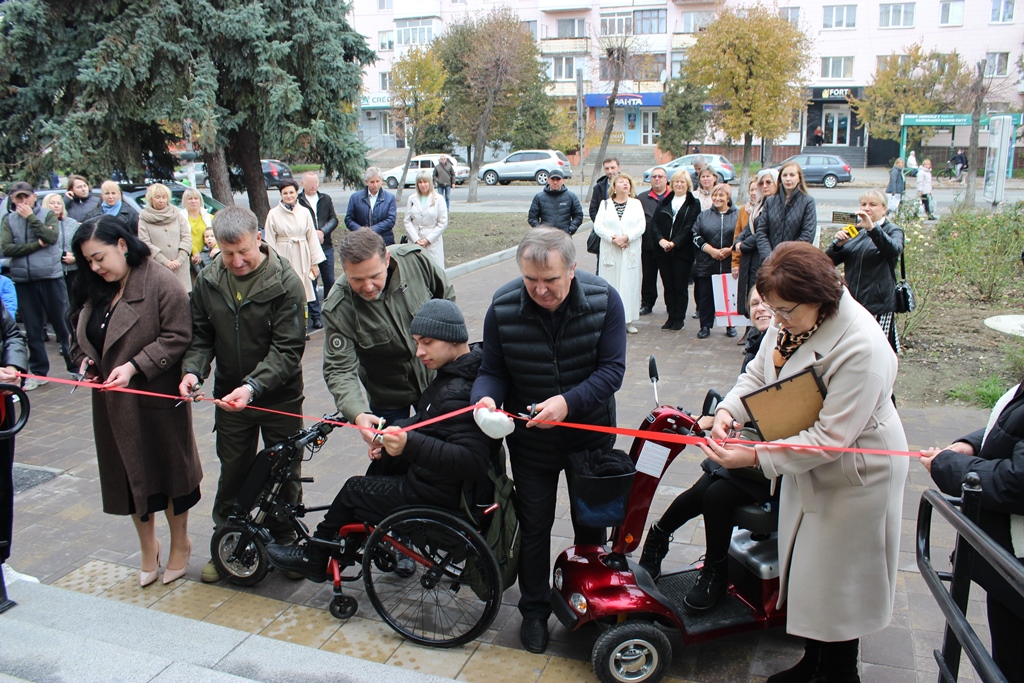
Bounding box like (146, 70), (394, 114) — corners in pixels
(916, 473), (1024, 683)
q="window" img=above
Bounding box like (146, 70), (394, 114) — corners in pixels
(521, 20), (537, 39)
(780, 7), (801, 24)
(379, 71), (391, 90)
(876, 54), (910, 71)
(553, 56), (576, 81)
(634, 9), (667, 34)
(991, 0), (1014, 21)
(822, 5), (857, 28)
(378, 0), (392, 9)
(940, 0), (964, 25)
(600, 54), (664, 81)
(679, 11), (714, 33)
(601, 12), (632, 35)
(381, 113), (392, 136)
(396, 19), (433, 46)
(985, 52), (1009, 76)
(671, 51), (688, 78)
(378, 31), (394, 51)
(879, 3), (914, 26)
(557, 18), (586, 38)
(821, 56), (854, 78)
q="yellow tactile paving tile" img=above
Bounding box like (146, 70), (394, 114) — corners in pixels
(259, 603), (343, 648)
(320, 615), (404, 662)
(150, 580), (235, 621)
(537, 656), (596, 682)
(52, 559), (135, 596)
(458, 642), (547, 683)
(386, 640), (478, 679)
(204, 591), (289, 634)
(100, 573), (177, 607)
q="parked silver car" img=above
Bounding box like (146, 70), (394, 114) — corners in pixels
(642, 154), (735, 184)
(479, 150), (572, 185)
(771, 154), (853, 188)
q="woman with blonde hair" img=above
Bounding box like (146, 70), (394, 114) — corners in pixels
(594, 172), (645, 334)
(85, 180), (139, 235)
(45, 193), (80, 299)
(404, 170), (449, 268)
(138, 183), (192, 292)
(181, 188), (213, 275)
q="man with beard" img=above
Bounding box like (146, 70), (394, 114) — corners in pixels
(322, 228), (454, 443)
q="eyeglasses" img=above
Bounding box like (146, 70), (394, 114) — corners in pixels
(761, 302), (803, 321)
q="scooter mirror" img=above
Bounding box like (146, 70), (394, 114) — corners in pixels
(648, 355), (659, 383)
(702, 389), (723, 417)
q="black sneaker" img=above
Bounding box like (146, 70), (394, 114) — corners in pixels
(726, 326), (737, 338)
(697, 326), (711, 339)
(266, 543), (328, 583)
(683, 558), (728, 611)
(669, 320), (685, 332)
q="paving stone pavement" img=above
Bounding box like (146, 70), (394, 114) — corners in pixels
(6, 231), (994, 682)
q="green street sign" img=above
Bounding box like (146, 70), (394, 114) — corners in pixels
(901, 114), (973, 126)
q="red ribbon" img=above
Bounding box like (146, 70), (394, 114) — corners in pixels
(20, 372), (925, 458)
(714, 272), (744, 327)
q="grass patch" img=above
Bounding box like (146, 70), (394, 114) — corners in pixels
(947, 374), (1014, 408)
(291, 164), (322, 173)
(395, 211), (530, 268)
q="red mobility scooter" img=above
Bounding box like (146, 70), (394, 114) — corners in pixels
(550, 358), (786, 683)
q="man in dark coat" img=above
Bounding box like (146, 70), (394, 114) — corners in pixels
(265, 299), (499, 582)
(344, 166), (397, 245)
(297, 172), (339, 329)
(636, 167), (670, 315)
(472, 228), (626, 654)
(433, 155), (456, 209)
(527, 170), (583, 234)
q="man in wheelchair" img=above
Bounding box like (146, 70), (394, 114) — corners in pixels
(266, 299), (501, 582)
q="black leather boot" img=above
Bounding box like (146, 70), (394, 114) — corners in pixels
(767, 638), (822, 683)
(638, 523), (672, 580)
(682, 557), (728, 611)
(810, 639), (860, 682)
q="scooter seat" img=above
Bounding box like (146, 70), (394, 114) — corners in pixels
(734, 504), (778, 536)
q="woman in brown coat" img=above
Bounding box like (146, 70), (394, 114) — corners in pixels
(70, 216), (202, 587)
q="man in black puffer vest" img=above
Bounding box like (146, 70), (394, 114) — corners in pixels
(473, 228), (626, 654)
(266, 299), (499, 582)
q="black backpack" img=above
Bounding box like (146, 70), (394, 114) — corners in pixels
(460, 453), (520, 597)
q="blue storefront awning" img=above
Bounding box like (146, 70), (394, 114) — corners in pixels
(585, 92), (663, 107)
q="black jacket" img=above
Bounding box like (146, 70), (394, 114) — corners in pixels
(653, 192), (700, 261)
(527, 186), (583, 234)
(297, 192), (339, 247)
(741, 327), (764, 373)
(692, 205), (738, 277)
(733, 219), (760, 318)
(63, 194), (101, 223)
(754, 190), (816, 261)
(84, 202), (139, 236)
(637, 188), (669, 252)
(930, 383), (1024, 616)
(389, 344), (499, 507)
(825, 220), (904, 316)
(589, 175), (611, 221)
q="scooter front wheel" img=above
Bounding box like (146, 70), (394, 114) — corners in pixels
(211, 524), (269, 587)
(592, 621), (672, 683)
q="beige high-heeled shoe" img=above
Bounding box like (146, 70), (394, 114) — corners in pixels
(139, 540), (162, 587)
(162, 538), (192, 585)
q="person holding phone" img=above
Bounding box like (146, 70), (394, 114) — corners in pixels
(824, 189), (905, 354)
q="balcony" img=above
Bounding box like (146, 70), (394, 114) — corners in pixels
(539, 37), (591, 55)
(393, 0), (440, 19)
(547, 81), (587, 97)
(538, 0), (594, 10)
(671, 33), (698, 49)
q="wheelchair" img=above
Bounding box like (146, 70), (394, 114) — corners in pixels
(209, 413), (503, 648)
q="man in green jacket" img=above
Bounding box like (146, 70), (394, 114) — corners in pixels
(323, 228), (454, 444)
(178, 206), (308, 583)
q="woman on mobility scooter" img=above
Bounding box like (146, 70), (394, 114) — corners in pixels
(638, 285), (775, 610)
(266, 299), (501, 581)
(697, 242), (908, 683)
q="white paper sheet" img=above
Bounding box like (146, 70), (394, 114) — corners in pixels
(635, 441), (671, 478)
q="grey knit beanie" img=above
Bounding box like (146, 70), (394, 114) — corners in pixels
(410, 299), (468, 343)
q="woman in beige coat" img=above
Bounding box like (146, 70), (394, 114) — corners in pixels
(138, 183), (192, 292)
(700, 242), (908, 683)
(264, 179), (325, 304)
(403, 171), (448, 269)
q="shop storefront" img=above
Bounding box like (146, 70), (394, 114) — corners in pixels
(585, 92), (664, 146)
(359, 93), (398, 147)
(805, 87), (865, 148)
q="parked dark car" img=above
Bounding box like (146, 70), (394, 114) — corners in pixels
(773, 154), (852, 188)
(262, 159), (294, 189)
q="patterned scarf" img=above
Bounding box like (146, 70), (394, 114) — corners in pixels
(772, 316), (824, 370)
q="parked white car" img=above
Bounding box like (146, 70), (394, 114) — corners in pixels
(382, 154), (470, 189)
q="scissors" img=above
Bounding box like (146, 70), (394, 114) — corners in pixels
(518, 404), (539, 421)
(372, 416), (386, 445)
(69, 369), (90, 395)
(175, 381), (203, 408)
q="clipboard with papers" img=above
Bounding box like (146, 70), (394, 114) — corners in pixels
(739, 367), (827, 442)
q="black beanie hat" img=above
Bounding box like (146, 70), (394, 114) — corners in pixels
(410, 299), (468, 343)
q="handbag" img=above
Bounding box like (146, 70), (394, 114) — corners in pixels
(894, 252), (916, 314)
(587, 230), (600, 255)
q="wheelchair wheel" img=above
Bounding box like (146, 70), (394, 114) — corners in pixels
(211, 524), (269, 587)
(362, 507), (501, 648)
(329, 595), (358, 620)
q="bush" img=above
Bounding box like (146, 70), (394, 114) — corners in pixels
(895, 205), (950, 339)
(934, 202), (1024, 300)
(290, 164), (323, 174)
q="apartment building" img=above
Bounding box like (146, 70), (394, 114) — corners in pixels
(351, 0), (1023, 164)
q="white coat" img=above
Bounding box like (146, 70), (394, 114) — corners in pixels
(719, 290), (909, 641)
(593, 197), (645, 323)
(404, 191), (448, 269)
(264, 203), (326, 303)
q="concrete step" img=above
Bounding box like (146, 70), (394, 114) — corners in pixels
(1, 573), (454, 683)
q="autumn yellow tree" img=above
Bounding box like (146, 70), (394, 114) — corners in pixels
(685, 4), (810, 187)
(850, 44), (972, 152)
(390, 45), (446, 204)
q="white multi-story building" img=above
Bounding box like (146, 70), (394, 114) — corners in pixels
(351, 0), (1023, 165)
